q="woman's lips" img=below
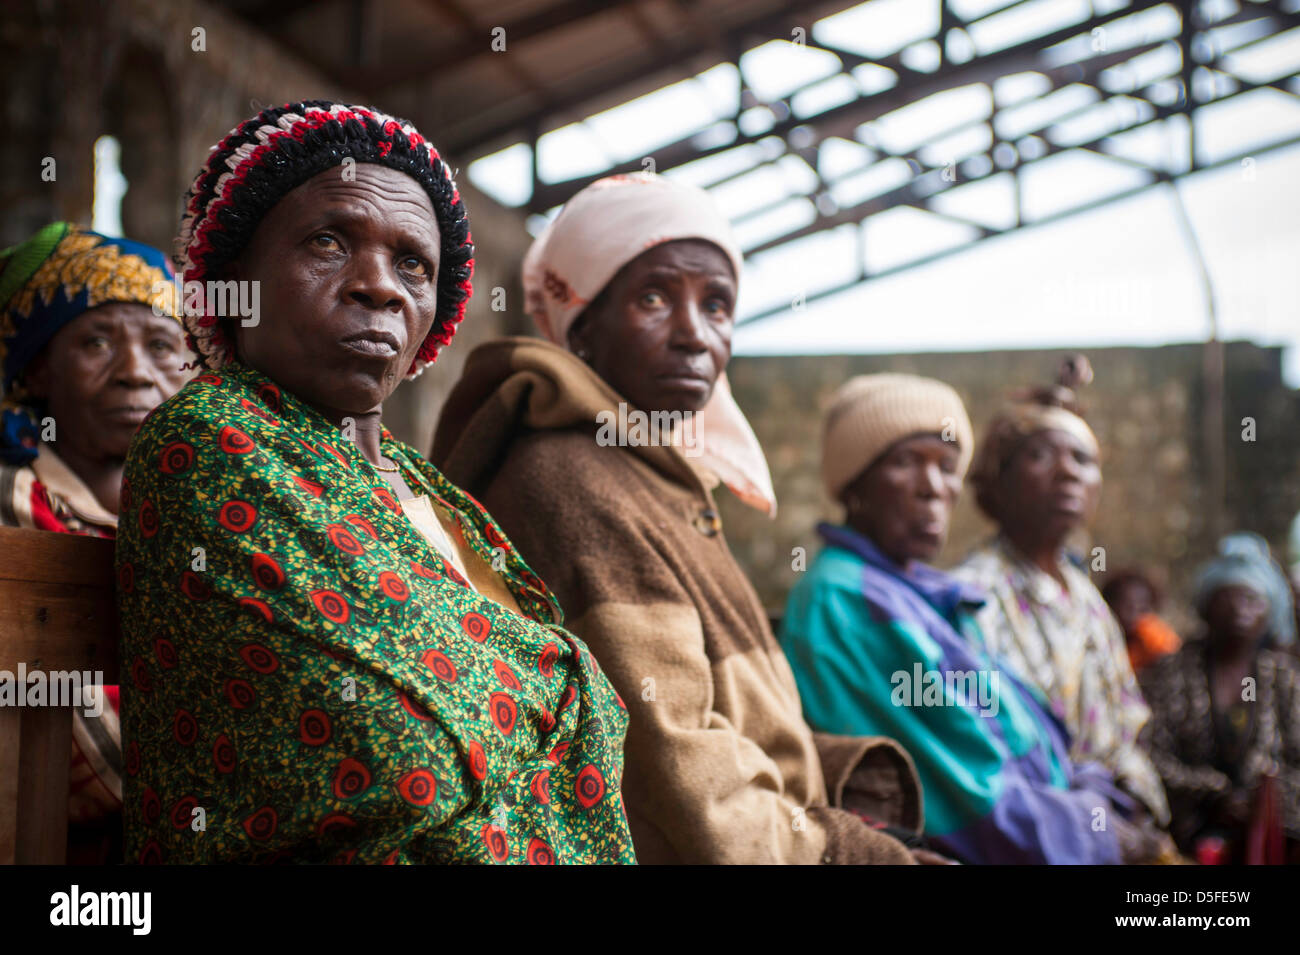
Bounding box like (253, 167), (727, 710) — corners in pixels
(914, 521), (945, 544)
(341, 340), (397, 357)
(103, 406), (151, 425)
(339, 333), (399, 358)
(656, 372), (712, 391)
(1051, 496), (1086, 515)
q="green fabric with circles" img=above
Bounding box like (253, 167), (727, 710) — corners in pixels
(116, 359), (635, 864)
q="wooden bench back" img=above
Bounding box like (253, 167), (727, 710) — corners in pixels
(0, 525), (119, 864)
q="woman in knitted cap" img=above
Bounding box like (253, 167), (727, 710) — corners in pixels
(0, 222), (189, 860)
(115, 102), (634, 864)
(952, 357), (1172, 832)
(1140, 534), (1300, 862)
(434, 173), (924, 864)
(780, 373), (1156, 863)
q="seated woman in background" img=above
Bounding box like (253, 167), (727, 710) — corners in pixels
(780, 373), (1162, 864)
(1141, 534), (1300, 863)
(0, 222), (189, 860)
(952, 357), (1172, 832)
(1101, 568), (1182, 674)
(116, 102), (635, 864)
(434, 173), (926, 864)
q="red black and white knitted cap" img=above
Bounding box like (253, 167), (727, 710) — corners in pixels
(177, 101), (474, 379)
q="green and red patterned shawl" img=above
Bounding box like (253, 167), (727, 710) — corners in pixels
(115, 359), (635, 864)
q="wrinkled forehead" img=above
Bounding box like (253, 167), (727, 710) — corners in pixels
(608, 238), (737, 288)
(1017, 425), (1096, 454)
(266, 164), (440, 241)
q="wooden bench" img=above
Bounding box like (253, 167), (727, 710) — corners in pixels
(0, 525), (119, 864)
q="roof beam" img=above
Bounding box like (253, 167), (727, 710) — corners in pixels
(436, 0), (843, 154)
(736, 67), (1294, 282)
(522, 0), (1174, 209)
(420, 0), (560, 114)
(735, 129), (1300, 329)
(359, 0), (649, 90)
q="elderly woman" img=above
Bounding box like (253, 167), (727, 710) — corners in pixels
(115, 102), (635, 864)
(1141, 534), (1300, 862)
(0, 222), (188, 857)
(1, 223), (185, 532)
(434, 173), (923, 864)
(779, 373), (1164, 864)
(952, 359), (1171, 830)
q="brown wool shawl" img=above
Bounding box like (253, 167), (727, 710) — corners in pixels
(433, 337), (923, 864)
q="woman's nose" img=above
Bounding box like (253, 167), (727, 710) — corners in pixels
(345, 252), (403, 310)
(113, 339), (155, 387)
(670, 298), (708, 349)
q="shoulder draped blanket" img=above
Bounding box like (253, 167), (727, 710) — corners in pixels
(115, 360), (635, 864)
(433, 338), (922, 864)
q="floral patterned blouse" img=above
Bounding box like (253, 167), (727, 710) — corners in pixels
(955, 536), (1170, 824)
(115, 360), (635, 864)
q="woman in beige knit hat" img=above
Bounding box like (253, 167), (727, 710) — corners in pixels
(819, 373), (974, 566)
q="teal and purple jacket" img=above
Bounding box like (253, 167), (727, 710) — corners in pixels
(780, 523), (1130, 865)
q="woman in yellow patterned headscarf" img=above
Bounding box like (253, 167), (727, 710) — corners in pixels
(0, 221), (189, 529)
(0, 221), (190, 860)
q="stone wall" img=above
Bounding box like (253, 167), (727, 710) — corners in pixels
(1, 0), (530, 452)
(718, 342), (1300, 633)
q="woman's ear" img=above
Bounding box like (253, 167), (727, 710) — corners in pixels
(220, 263), (245, 361)
(567, 313), (592, 362)
(22, 352), (51, 401)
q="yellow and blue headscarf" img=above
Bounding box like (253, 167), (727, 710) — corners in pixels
(0, 222), (177, 463)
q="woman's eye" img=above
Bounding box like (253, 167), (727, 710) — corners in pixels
(705, 298), (731, 317)
(84, 336), (108, 349)
(311, 233), (339, 250)
(399, 256), (428, 276)
(640, 290), (666, 308)
(151, 339), (176, 352)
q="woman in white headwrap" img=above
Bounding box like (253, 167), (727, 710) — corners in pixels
(433, 173), (929, 864)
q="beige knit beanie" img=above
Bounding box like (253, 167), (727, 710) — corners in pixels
(821, 373), (974, 502)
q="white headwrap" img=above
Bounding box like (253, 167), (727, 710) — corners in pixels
(522, 173), (777, 516)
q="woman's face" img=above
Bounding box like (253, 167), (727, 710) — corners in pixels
(23, 302), (190, 460)
(993, 428), (1101, 544)
(230, 164), (441, 423)
(1108, 578), (1155, 634)
(1204, 584), (1271, 648)
(567, 239), (735, 415)
(844, 432), (963, 566)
